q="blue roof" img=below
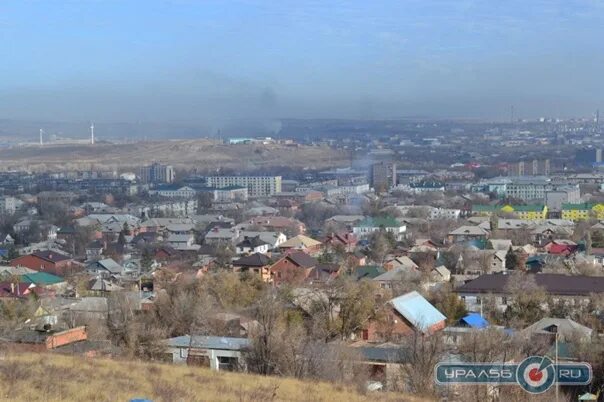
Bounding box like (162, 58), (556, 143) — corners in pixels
(165, 335), (250, 351)
(390, 291), (446, 332)
(460, 313), (489, 329)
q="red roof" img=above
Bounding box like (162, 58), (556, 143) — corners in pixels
(547, 244), (576, 255)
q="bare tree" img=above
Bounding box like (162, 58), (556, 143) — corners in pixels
(398, 332), (445, 396)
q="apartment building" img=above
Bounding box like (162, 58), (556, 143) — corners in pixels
(204, 176), (282, 197)
(139, 163), (175, 184)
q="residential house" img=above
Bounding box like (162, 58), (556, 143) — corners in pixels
(164, 335), (250, 371)
(323, 232), (358, 252)
(270, 251), (318, 285)
(325, 215), (366, 230)
(154, 246), (179, 261)
(544, 239), (578, 256)
(443, 313), (492, 346)
(306, 263), (342, 283)
(13, 217), (35, 234)
(11, 251), (79, 276)
(88, 278), (124, 294)
(245, 216), (306, 235)
(447, 225), (489, 246)
(204, 227), (240, 245)
(361, 291), (446, 341)
(235, 236), (270, 255)
(232, 253), (272, 282)
(373, 267), (419, 290)
(520, 317), (593, 361)
(278, 234), (322, 255)
(352, 265), (386, 280)
(85, 240), (105, 261)
(167, 233), (200, 251)
(383, 255), (419, 272)
(20, 272), (66, 290)
(487, 239), (512, 251)
(428, 265), (451, 285)
(130, 231), (162, 247)
(238, 231), (286, 250)
(456, 273), (604, 312)
(410, 238), (439, 253)
(352, 217), (406, 240)
(0, 282), (44, 299)
(86, 258), (124, 278)
(521, 317), (592, 343)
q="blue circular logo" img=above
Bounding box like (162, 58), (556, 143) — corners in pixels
(516, 356), (556, 394)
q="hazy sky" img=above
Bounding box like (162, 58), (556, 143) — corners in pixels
(1, 0), (604, 122)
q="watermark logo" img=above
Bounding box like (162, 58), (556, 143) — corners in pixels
(435, 356), (592, 394)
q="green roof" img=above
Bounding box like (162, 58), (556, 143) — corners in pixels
(562, 203), (595, 211)
(472, 204), (544, 212)
(471, 205), (499, 212)
(20, 272), (64, 286)
(353, 265), (386, 280)
(513, 204), (545, 212)
(410, 181), (444, 188)
(356, 216), (401, 228)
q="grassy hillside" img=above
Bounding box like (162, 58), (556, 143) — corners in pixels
(0, 140), (349, 172)
(0, 353), (430, 402)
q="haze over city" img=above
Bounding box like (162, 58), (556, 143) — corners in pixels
(2, 0), (604, 124)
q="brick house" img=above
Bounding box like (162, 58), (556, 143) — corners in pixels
(10, 251), (79, 276)
(9, 326), (87, 352)
(232, 253), (272, 282)
(324, 232), (358, 252)
(361, 291), (446, 342)
(270, 251), (318, 285)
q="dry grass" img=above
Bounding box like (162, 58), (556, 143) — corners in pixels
(0, 140), (349, 172)
(0, 352), (432, 402)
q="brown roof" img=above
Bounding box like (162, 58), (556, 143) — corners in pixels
(32, 250), (71, 263)
(456, 273), (604, 296)
(286, 251), (318, 268)
(233, 253), (271, 267)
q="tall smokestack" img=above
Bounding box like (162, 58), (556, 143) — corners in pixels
(39, 129), (44, 146)
(90, 122), (95, 145)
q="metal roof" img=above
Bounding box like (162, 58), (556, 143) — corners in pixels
(165, 335), (250, 351)
(390, 291), (446, 332)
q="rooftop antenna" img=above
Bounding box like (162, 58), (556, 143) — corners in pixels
(90, 122), (95, 145)
(39, 129), (44, 146)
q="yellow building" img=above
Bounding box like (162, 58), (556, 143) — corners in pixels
(561, 203), (604, 221)
(471, 204), (547, 220)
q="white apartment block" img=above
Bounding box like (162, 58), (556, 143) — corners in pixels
(205, 176), (282, 197)
(429, 208), (461, 220)
(0, 196), (20, 215)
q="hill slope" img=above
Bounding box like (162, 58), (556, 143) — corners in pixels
(0, 140), (349, 172)
(0, 353), (429, 402)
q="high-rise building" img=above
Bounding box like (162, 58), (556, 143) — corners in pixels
(510, 159), (550, 176)
(139, 163), (175, 184)
(370, 162), (397, 192)
(204, 176), (282, 197)
(509, 161), (525, 176)
(531, 159), (551, 175)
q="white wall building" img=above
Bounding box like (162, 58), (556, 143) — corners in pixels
(205, 176), (282, 197)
